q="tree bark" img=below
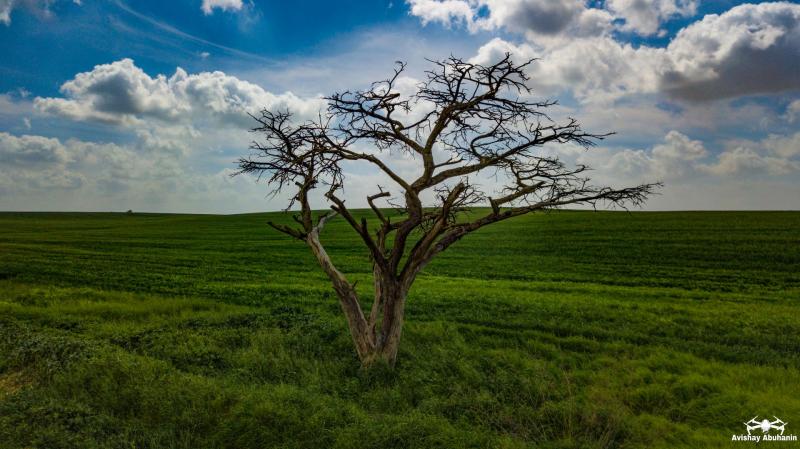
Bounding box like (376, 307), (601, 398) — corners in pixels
(306, 228), (375, 361)
(351, 277), (408, 367)
(377, 286), (406, 365)
(304, 217), (411, 367)
(353, 286), (406, 367)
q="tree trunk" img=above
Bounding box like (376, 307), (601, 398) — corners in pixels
(307, 227), (411, 367)
(306, 230), (375, 361)
(375, 285), (406, 366)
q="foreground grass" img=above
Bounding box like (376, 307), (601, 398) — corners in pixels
(0, 210), (798, 448)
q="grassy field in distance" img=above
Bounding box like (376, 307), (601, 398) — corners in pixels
(0, 210), (799, 448)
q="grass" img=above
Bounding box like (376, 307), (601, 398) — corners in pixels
(0, 210), (798, 448)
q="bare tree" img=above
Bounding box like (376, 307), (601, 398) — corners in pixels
(236, 55), (660, 367)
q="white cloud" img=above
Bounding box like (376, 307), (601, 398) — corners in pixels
(651, 129), (707, 160)
(471, 36), (667, 104)
(764, 131), (800, 159)
(785, 100), (800, 123)
(698, 147), (799, 176)
(662, 2), (800, 101)
(407, 0), (612, 38)
(0, 132), (152, 195)
(406, 0), (695, 38)
(407, 0), (473, 28)
(6, 8), (800, 212)
(0, 132), (69, 167)
(590, 130), (707, 181)
(0, 94), (34, 132)
(34, 59), (325, 128)
(0, 131), (273, 212)
(606, 0), (697, 36)
(35, 59), (181, 125)
(10, 60), (331, 213)
(583, 129), (799, 184)
(467, 2), (800, 104)
(201, 0), (243, 15)
(477, 0), (591, 36)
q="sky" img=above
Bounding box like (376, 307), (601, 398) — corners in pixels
(0, 0), (798, 213)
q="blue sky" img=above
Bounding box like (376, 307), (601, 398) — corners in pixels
(1, 0), (434, 97)
(0, 0), (798, 212)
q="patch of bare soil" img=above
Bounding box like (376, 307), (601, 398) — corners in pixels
(0, 370), (31, 396)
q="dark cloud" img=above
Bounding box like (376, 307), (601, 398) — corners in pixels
(659, 2), (800, 101)
(662, 28), (800, 101)
(502, 0), (582, 35)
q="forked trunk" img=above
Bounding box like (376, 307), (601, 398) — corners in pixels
(357, 284), (407, 366)
(307, 229), (410, 367)
(306, 230), (375, 360)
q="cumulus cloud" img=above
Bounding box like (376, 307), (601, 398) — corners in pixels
(0, 132), (69, 167)
(650, 130), (707, 160)
(406, 0), (473, 28)
(735, 131), (800, 160)
(11, 60), (330, 212)
(476, 0), (593, 36)
(0, 132), (123, 193)
(0, 131), (270, 212)
(35, 59), (180, 125)
(407, 0), (613, 38)
(698, 147), (799, 176)
(471, 37), (668, 103)
(468, 2), (800, 103)
(201, 0), (243, 15)
(0, 92), (34, 118)
(7, 3), (799, 212)
(584, 129), (799, 184)
(0, 133), (227, 206)
(406, 0), (695, 39)
(0, 131), (159, 177)
(34, 59), (324, 128)
(591, 130), (707, 181)
(662, 2), (800, 101)
(606, 0), (697, 36)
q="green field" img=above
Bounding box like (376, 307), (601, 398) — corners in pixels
(1, 210), (799, 448)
